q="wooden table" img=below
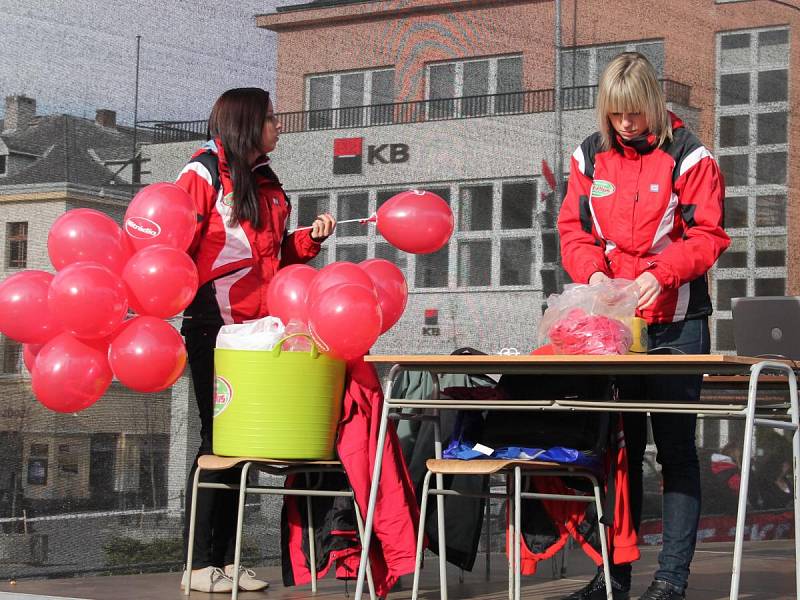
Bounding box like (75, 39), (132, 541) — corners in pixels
(350, 355), (798, 600)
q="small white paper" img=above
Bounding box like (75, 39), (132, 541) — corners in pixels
(472, 443), (494, 456)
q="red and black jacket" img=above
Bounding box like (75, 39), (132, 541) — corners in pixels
(558, 113), (730, 324)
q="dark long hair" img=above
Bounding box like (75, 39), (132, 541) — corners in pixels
(208, 87), (271, 228)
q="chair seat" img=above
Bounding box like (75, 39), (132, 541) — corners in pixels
(424, 458), (573, 475)
(197, 454), (342, 471)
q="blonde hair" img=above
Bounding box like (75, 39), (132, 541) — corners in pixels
(596, 52), (672, 150)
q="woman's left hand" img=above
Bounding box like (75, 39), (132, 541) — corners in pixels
(310, 213), (336, 242)
(635, 271), (661, 310)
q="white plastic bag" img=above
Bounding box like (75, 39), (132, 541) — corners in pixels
(215, 316), (285, 350)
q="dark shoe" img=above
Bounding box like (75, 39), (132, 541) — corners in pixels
(563, 569), (630, 600)
(637, 580), (686, 600)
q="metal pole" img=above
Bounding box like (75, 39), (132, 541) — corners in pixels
(554, 0), (566, 290)
(132, 35), (141, 195)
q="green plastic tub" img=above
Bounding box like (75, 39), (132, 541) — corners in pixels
(212, 334), (346, 459)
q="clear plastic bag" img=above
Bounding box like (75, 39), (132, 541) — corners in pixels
(538, 280), (639, 355)
(281, 319), (314, 352)
(216, 316), (285, 350)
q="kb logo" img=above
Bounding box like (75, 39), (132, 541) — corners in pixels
(367, 143), (409, 165)
(333, 137), (409, 175)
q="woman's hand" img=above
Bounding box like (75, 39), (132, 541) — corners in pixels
(310, 213), (336, 242)
(635, 271), (661, 309)
(589, 271), (610, 285)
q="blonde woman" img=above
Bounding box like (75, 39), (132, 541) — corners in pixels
(557, 53), (729, 600)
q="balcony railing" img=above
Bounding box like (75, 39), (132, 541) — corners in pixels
(139, 80), (691, 143)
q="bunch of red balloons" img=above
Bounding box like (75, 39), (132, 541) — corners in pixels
(0, 183), (198, 413)
(268, 259), (408, 361)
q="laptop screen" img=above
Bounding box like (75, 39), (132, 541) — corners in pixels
(731, 296), (800, 360)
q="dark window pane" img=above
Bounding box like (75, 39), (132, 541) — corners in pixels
(429, 63), (455, 119)
(376, 188), (405, 211)
(339, 72), (365, 127)
(371, 69), (395, 125)
(561, 48), (591, 86)
(6, 221), (28, 269)
(501, 181), (535, 229)
(496, 56), (523, 93)
(541, 269), (558, 297)
(720, 73), (750, 105)
(596, 45), (626, 77)
(758, 29), (789, 63)
(755, 194), (786, 227)
(458, 240), (491, 287)
(375, 242), (408, 272)
(459, 185), (493, 231)
(0, 155), (6, 175)
(298, 195), (328, 227)
(2, 338), (22, 374)
(636, 42), (664, 77)
(309, 76), (334, 129)
(336, 244), (367, 263)
(542, 231), (558, 263)
(724, 196), (748, 228)
(755, 152), (786, 185)
(462, 60), (489, 116)
(716, 279), (747, 311)
(759, 29), (788, 46)
(719, 154), (748, 186)
(416, 246), (449, 288)
(757, 69), (787, 103)
(500, 238), (532, 286)
(757, 112), (787, 145)
(717, 237), (747, 268)
(337, 192), (369, 236)
(755, 278), (785, 296)
(719, 115), (749, 147)
(756, 236), (785, 267)
(715, 319), (735, 352)
(721, 33), (750, 50)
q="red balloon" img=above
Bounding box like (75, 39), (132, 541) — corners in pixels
(376, 189), (454, 254)
(360, 259), (408, 333)
(267, 264), (317, 325)
(31, 333), (112, 412)
(124, 182), (196, 252)
(22, 343), (44, 373)
(306, 262), (376, 308)
(48, 262), (129, 339)
(108, 316), (187, 392)
(0, 270), (62, 344)
(48, 209), (128, 274)
(308, 284), (382, 361)
(123, 245), (199, 318)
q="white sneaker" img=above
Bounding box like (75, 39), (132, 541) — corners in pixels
(180, 566), (234, 593)
(224, 564), (270, 591)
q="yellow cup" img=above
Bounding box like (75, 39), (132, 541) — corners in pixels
(625, 317), (648, 353)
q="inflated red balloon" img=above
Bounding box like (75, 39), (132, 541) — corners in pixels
(31, 333), (113, 413)
(0, 270), (62, 344)
(308, 283), (382, 360)
(376, 189), (454, 254)
(22, 343), (44, 373)
(124, 182), (196, 252)
(360, 259), (408, 333)
(48, 262), (128, 339)
(108, 316), (187, 392)
(267, 264), (317, 325)
(48, 209), (128, 274)
(306, 261), (376, 308)
(123, 245), (199, 318)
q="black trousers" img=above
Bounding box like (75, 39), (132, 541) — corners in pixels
(182, 325), (241, 569)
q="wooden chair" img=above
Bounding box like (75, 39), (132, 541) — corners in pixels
(411, 458), (613, 600)
(185, 455), (376, 600)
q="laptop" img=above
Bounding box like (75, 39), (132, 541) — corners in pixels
(731, 296), (800, 360)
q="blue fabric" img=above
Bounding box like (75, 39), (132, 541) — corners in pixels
(443, 439), (602, 472)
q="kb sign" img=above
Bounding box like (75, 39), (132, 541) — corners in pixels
(333, 137), (409, 175)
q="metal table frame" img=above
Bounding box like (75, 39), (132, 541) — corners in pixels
(351, 355), (799, 600)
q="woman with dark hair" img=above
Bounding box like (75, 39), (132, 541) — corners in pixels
(176, 87), (335, 593)
(558, 53), (729, 600)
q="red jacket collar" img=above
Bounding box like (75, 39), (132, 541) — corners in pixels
(614, 111), (684, 157)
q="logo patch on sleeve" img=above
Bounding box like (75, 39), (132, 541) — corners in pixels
(590, 180), (615, 198)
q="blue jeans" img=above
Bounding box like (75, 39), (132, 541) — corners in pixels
(613, 317), (709, 591)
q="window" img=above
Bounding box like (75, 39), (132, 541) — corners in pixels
(720, 73), (750, 105)
(336, 244), (367, 263)
(6, 221), (28, 269)
(724, 196), (748, 228)
(755, 151), (786, 185)
(306, 68), (395, 128)
(296, 195), (329, 268)
(757, 112), (787, 145)
(561, 40), (664, 87)
(426, 55), (522, 118)
(459, 185), (493, 231)
(754, 235), (785, 267)
(337, 192), (369, 237)
(2, 337), (22, 374)
(715, 319), (735, 352)
(458, 240), (492, 287)
(0, 154), (6, 176)
(416, 246), (449, 288)
(755, 195), (785, 227)
(717, 237), (747, 268)
(716, 279), (747, 311)
(500, 239), (532, 286)
(718, 155), (748, 186)
(757, 69), (787, 103)
(719, 115), (749, 147)
(755, 278), (785, 296)
(501, 181), (535, 229)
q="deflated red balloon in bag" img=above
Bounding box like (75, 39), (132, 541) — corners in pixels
(376, 190), (453, 254)
(31, 333), (113, 413)
(48, 209), (129, 274)
(124, 182), (196, 252)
